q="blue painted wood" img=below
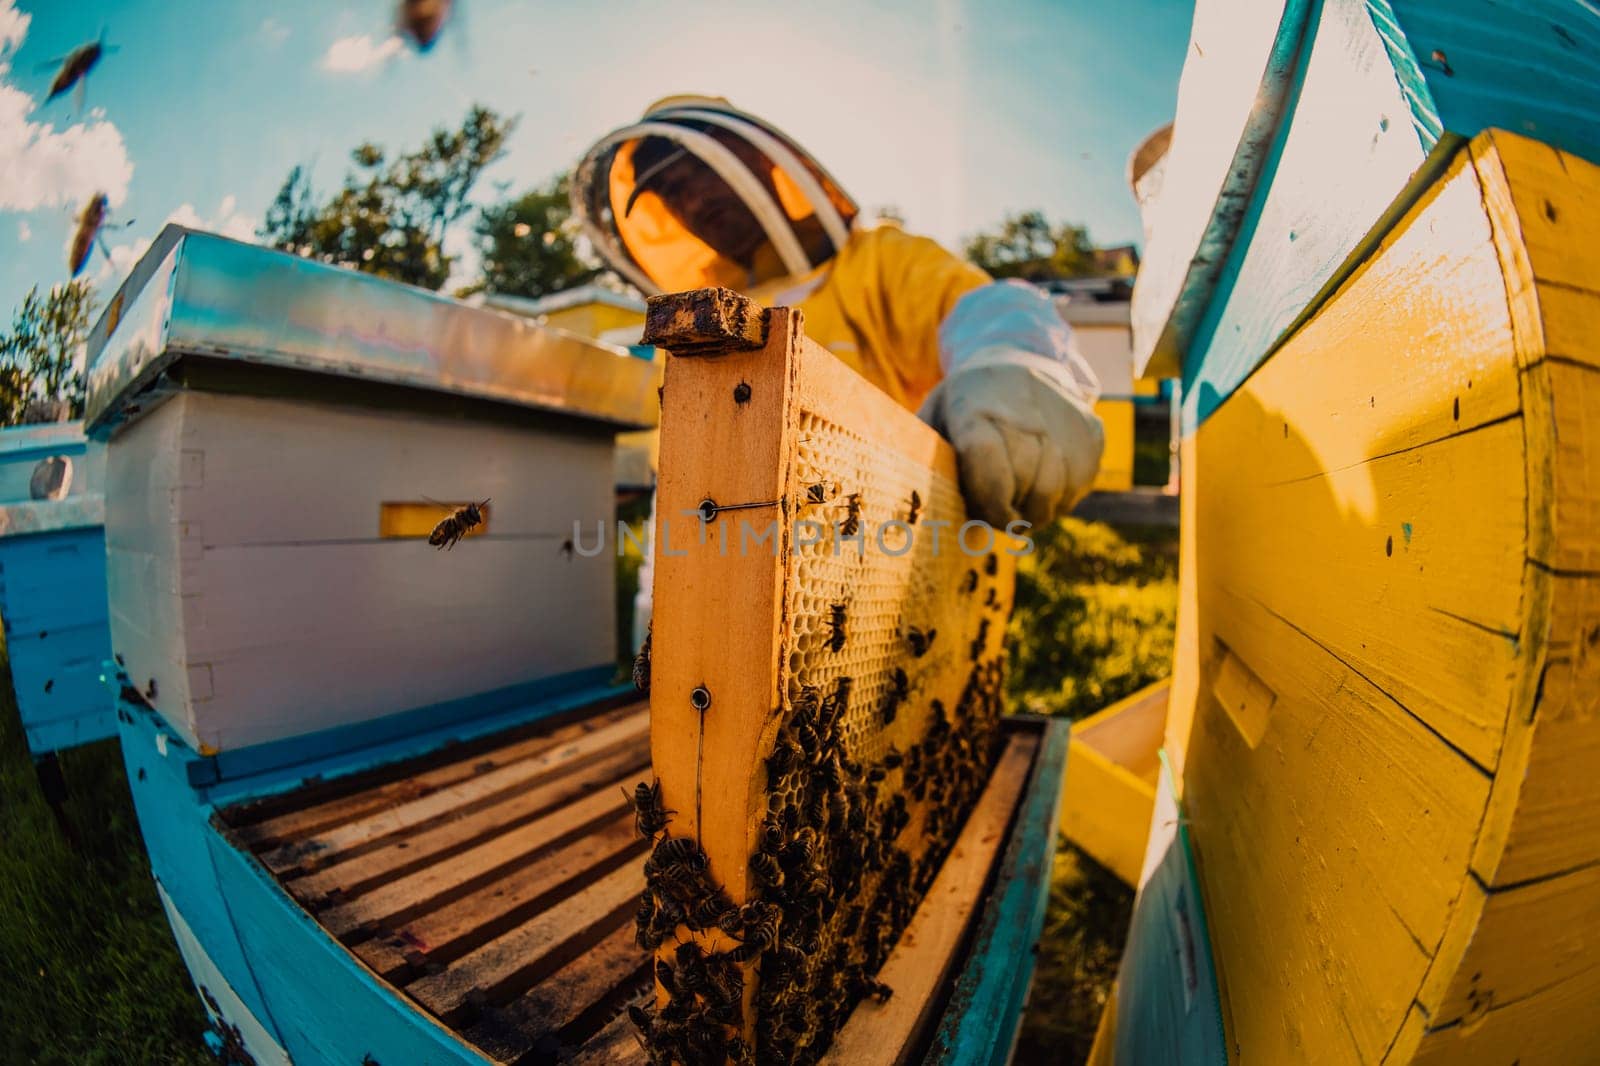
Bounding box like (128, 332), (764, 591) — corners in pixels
(1169, 0), (1600, 434)
(926, 716), (1072, 1066)
(1113, 755), (1228, 1066)
(192, 664), (625, 793)
(0, 527), (115, 754)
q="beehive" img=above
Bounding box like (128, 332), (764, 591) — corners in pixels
(638, 289), (1022, 1064)
(1135, 130), (1600, 1065)
(84, 227), (656, 762)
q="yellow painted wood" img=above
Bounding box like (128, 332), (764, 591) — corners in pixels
(1166, 129), (1600, 1065)
(1061, 681), (1166, 885)
(1092, 399), (1135, 492)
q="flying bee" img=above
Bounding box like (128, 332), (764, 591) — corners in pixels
(827, 602), (847, 652)
(427, 498), (489, 550)
(906, 626), (937, 657)
(907, 489), (922, 525)
(42, 30), (118, 111)
(840, 493), (862, 536)
(67, 192), (133, 278)
(397, 0), (454, 50)
(626, 779), (674, 840)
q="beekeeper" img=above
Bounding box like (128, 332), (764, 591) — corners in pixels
(572, 97), (1105, 641)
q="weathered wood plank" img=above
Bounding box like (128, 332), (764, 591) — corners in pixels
(406, 861), (643, 1023)
(262, 712), (648, 874)
(318, 785), (632, 939)
(230, 701), (643, 847)
(564, 1003), (649, 1066)
(355, 813), (642, 982)
(822, 735), (1035, 1065)
(286, 743), (646, 903)
(462, 921), (650, 1065)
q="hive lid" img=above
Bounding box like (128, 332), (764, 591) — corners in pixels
(83, 226), (660, 434)
(0, 495), (105, 536)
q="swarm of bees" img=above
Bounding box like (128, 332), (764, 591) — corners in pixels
(427, 498), (489, 550)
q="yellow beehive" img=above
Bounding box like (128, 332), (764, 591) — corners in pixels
(1161, 129), (1600, 1063)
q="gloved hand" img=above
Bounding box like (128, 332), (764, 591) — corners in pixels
(919, 345), (1105, 526)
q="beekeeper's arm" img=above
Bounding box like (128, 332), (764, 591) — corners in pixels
(918, 279), (1104, 526)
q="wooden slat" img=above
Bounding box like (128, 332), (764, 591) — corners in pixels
(319, 785), (632, 939)
(565, 1004), (649, 1066)
(261, 712), (649, 874)
(231, 700), (643, 847)
(462, 922), (650, 1064)
(822, 735), (1035, 1065)
(287, 744), (647, 904)
(406, 861), (644, 1023)
(355, 813), (643, 981)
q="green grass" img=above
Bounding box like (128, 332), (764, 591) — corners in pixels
(0, 515), (1175, 1064)
(0, 651), (212, 1065)
(1009, 516), (1179, 1065)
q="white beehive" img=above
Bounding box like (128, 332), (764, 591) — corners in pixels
(85, 227), (657, 759)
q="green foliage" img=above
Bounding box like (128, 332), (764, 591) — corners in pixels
(1007, 518), (1178, 721)
(964, 210), (1098, 282)
(0, 649), (212, 1065)
(0, 280), (97, 425)
(467, 172), (610, 300)
(259, 105), (517, 291)
(1014, 843), (1135, 1066)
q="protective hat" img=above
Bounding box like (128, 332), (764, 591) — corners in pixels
(571, 96), (859, 295)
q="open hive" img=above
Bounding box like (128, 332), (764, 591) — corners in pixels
(638, 289), (1022, 1065)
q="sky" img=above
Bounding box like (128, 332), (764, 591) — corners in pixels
(0, 0), (1194, 320)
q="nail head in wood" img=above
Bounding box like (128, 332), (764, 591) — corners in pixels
(643, 287), (770, 355)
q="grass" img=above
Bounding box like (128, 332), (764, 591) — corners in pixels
(0, 515), (1176, 1064)
(1009, 516), (1180, 1065)
(0, 653), (212, 1065)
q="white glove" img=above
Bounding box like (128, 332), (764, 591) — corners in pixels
(919, 345), (1104, 526)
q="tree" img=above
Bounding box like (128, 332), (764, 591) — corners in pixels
(0, 280), (97, 425)
(467, 172), (608, 300)
(259, 105), (517, 291)
(963, 210), (1098, 282)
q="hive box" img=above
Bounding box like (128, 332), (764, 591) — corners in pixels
(0, 421), (112, 754)
(85, 226), (657, 768)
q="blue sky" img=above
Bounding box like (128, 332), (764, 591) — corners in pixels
(0, 0), (1193, 320)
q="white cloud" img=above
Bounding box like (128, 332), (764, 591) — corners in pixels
(0, 1), (133, 213)
(260, 18), (290, 47)
(16, 218), (27, 241)
(322, 34), (403, 74)
(97, 195), (258, 285)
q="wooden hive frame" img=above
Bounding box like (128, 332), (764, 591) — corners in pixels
(639, 289), (1027, 1065)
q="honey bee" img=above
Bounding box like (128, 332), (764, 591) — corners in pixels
(880, 667), (908, 726)
(67, 192), (132, 277)
(960, 569), (978, 594)
(632, 625), (651, 691)
(906, 626), (937, 657)
(44, 32), (117, 110)
(984, 586), (998, 608)
(427, 499), (489, 550)
(865, 978), (895, 1004)
(969, 618), (991, 661)
(907, 490), (922, 526)
(626, 779), (674, 840)
(984, 552), (998, 576)
(883, 746), (903, 770)
(749, 851), (784, 889)
(826, 603), (847, 653)
(397, 0), (454, 51)
(805, 482), (832, 505)
(840, 493), (862, 536)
